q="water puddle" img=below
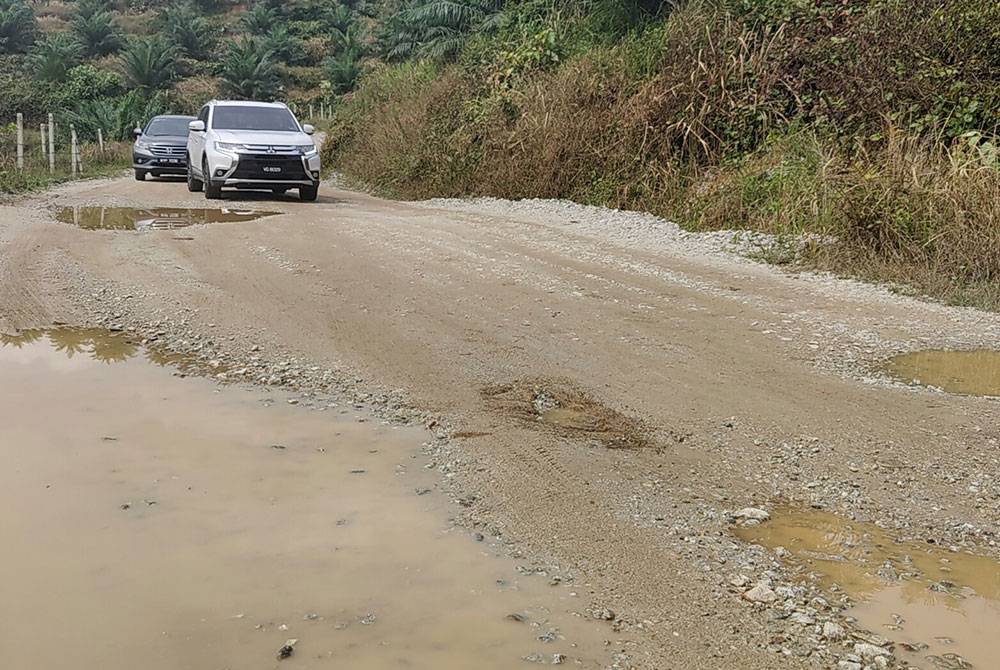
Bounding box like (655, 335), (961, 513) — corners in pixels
(0, 330), (619, 669)
(735, 509), (1000, 669)
(885, 350), (1000, 397)
(55, 206), (278, 231)
(1, 327), (204, 373)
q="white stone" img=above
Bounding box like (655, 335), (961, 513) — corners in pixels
(853, 642), (891, 660)
(734, 507), (770, 522)
(743, 582), (777, 603)
(822, 621), (845, 640)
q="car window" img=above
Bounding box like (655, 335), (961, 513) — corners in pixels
(198, 106), (209, 124)
(211, 106), (299, 132)
(144, 117), (194, 136)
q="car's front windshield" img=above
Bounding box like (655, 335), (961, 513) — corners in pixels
(145, 117), (193, 136)
(211, 106), (300, 132)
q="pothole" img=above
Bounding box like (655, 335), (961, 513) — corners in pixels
(55, 207), (279, 231)
(884, 350), (1000, 397)
(484, 380), (650, 449)
(735, 508), (1000, 669)
(0, 329), (619, 669)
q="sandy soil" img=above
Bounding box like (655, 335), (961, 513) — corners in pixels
(3, 175), (999, 669)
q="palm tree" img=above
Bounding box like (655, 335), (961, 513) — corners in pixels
(380, 0), (504, 61)
(240, 3), (278, 35)
(72, 5), (125, 58)
(219, 38), (278, 100)
(120, 36), (178, 91)
(0, 0), (36, 54)
(265, 24), (305, 65)
(63, 98), (118, 141)
(325, 23), (364, 93)
(159, 1), (215, 61)
(325, 51), (361, 93)
(31, 32), (83, 82)
(325, 3), (353, 33)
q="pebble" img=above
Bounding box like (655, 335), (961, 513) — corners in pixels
(853, 642), (891, 660)
(276, 639), (297, 660)
(733, 507), (770, 524)
(822, 621), (845, 640)
(743, 582), (777, 603)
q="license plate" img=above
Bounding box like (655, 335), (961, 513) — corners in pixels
(165, 159), (179, 164)
(263, 166), (282, 173)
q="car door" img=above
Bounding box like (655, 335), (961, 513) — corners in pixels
(189, 105), (210, 174)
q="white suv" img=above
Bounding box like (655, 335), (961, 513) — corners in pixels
(186, 100), (321, 202)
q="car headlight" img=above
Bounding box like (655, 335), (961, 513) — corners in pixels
(296, 144), (317, 156)
(215, 142), (243, 154)
(134, 140), (151, 152)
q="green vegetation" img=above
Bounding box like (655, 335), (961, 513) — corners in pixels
(1, 0), (377, 139)
(318, 0), (1000, 310)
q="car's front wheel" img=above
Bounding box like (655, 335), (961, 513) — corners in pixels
(186, 162), (203, 193)
(134, 169), (146, 181)
(204, 160), (222, 200)
(299, 185), (318, 202)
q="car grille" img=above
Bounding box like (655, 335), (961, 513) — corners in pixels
(231, 154), (308, 180)
(149, 145), (186, 157)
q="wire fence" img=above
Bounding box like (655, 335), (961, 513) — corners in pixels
(1, 113), (128, 180)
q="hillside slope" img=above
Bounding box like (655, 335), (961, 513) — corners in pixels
(322, 0), (1000, 309)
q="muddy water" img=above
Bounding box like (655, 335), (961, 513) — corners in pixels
(885, 349), (1000, 396)
(55, 206), (277, 231)
(0, 330), (617, 669)
(736, 509), (1000, 669)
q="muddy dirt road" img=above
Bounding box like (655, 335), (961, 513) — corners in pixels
(3, 176), (1000, 669)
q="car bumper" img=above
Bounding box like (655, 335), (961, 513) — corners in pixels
(133, 153), (188, 172)
(205, 151), (321, 187)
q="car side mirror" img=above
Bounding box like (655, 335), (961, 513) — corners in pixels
(189, 120), (206, 132)
(133, 127), (142, 137)
(302, 124), (315, 135)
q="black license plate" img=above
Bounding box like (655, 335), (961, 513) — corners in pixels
(263, 166), (282, 174)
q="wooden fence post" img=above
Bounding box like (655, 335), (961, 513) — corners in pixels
(97, 128), (104, 153)
(16, 113), (23, 171)
(309, 103), (314, 119)
(70, 125), (79, 177)
(40, 123), (46, 164)
(47, 113), (55, 174)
